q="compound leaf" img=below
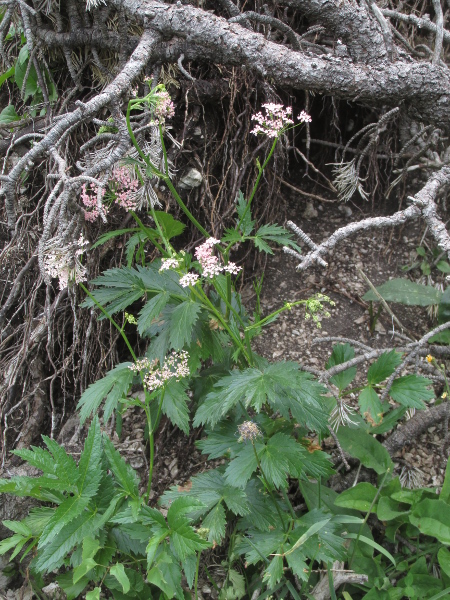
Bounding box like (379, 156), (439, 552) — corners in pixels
(77, 362), (134, 424)
(389, 375), (434, 409)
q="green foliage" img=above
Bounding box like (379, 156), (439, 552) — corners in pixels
(0, 419), (210, 599)
(2, 86), (447, 600)
(363, 278), (442, 306)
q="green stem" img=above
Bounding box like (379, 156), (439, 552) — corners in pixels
(129, 211), (167, 256)
(194, 550), (201, 600)
(236, 137), (278, 232)
(80, 283), (137, 362)
(245, 300), (306, 332)
(145, 388), (166, 503)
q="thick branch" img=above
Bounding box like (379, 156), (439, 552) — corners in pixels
(111, 1), (450, 129)
(0, 28), (158, 229)
(284, 166), (450, 270)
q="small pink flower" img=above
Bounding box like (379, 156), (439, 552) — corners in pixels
(251, 104), (310, 137)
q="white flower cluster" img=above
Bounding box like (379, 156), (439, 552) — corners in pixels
(179, 273), (200, 287)
(159, 258), (181, 272)
(251, 104), (311, 137)
(43, 235), (89, 290)
(129, 350), (190, 392)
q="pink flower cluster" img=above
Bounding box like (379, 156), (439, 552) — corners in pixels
(151, 91), (175, 125)
(251, 104), (311, 137)
(195, 238), (241, 279)
(81, 183), (107, 222)
(112, 166), (140, 211)
(129, 350), (190, 392)
(158, 238), (241, 288)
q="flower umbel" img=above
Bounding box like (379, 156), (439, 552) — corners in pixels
(129, 350), (190, 392)
(238, 421), (262, 443)
(251, 104), (311, 137)
(43, 235), (89, 290)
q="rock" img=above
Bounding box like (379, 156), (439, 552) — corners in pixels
(41, 583), (64, 599)
(302, 201), (318, 219)
(178, 168), (203, 189)
(338, 204), (353, 217)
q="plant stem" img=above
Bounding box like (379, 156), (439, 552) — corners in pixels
(194, 550), (201, 600)
(145, 388), (166, 503)
(236, 137), (278, 231)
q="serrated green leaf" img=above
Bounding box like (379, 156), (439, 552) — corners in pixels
(137, 291), (171, 335)
(224, 443), (259, 489)
(334, 483), (378, 512)
(0, 534), (28, 557)
(81, 267), (146, 316)
(110, 563), (130, 593)
(203, 502), (226, 544)
(358, 387), (383, 424)
(147, 548), (184, 599)
(38, 495), (91, 548)
(389, 375), (434, 409)
(253, 223), (300, 255)
(194, 362), (328, 431)
(169, 300), (201, 350)
(162, 380), (190, 434)
(2, 520), (32, 536)
(263, 555), (284, 588)
(363, 278), (442, 306)
(169, 523), (210, 561)
(90, 228), (138, 250)
(86, 587), (100, 600)
(103, 436), (139, 498)
(259, 433), (305, 488)
(326, 343), (356, 391)
(77, 362), (134, 424)
(196, 422), (242, 459)
(336, 427), (393, 474)
(42, 436), (79, 487)
(77, 416), (102, 498)
(34, 510), (98, 572)
(367, 350), (403, 385)
(11, 446), (57, 476)
(235, 191), (255, 236)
